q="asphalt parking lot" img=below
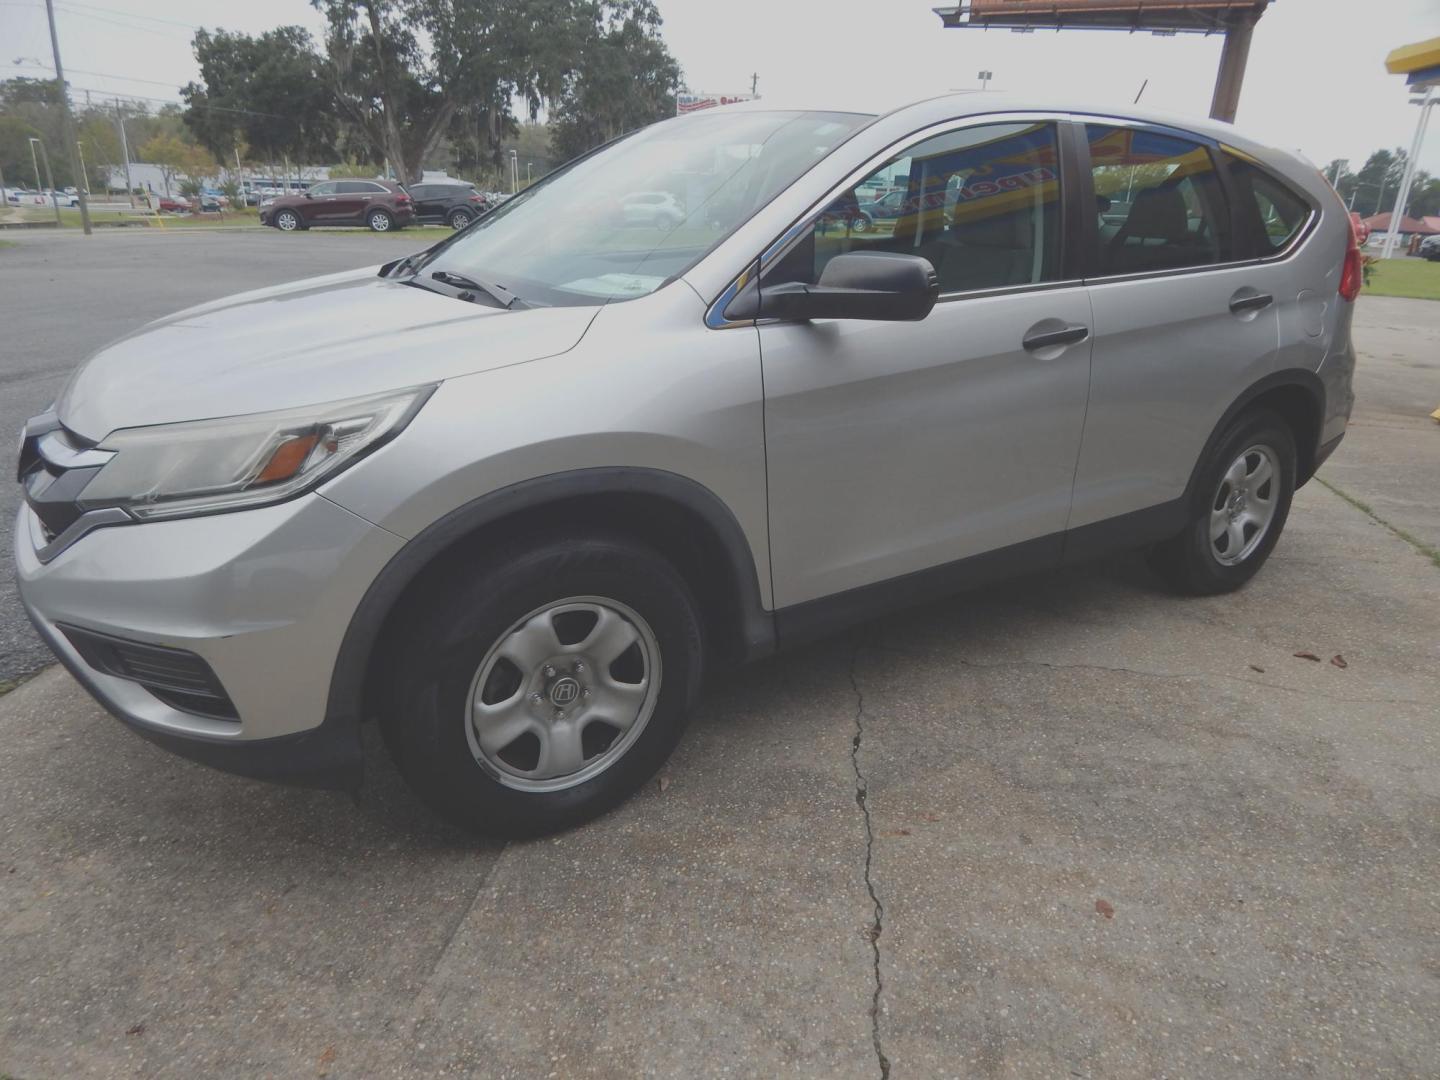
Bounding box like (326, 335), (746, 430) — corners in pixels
(1, 231), (1438, 1078)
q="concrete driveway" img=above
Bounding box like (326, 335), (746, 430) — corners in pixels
(1, 235), (1437, 1077)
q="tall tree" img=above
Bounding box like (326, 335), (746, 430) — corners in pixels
(312, 0), (590, 183)
(182, 27), (337, 171)
(548, 0), (680, 162)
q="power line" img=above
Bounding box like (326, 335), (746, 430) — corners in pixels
(5, 59), (187, 89)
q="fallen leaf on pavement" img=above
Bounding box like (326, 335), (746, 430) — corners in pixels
(319, 1045), (336, 1069)
(1330, 654), (1348, 669)
(126, 1023), (145, 1037)
(657, 776), (671, 794)
(885, 828), (911, 837)
(1248, 664), (1265, 673)
(1293, 652), (1321, 662)
(1095, 899), (1115, 919)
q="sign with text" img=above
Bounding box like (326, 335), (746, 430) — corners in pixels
(677, 92), (757, 115)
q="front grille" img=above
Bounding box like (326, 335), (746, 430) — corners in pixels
(59, 624), (240, 722)
(17, 412), (111, 543)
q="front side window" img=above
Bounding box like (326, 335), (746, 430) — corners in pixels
(1086, 124), (1230, 274)
(415, 109), (872, 306)
(767, 122), (1064, 295)
(1222, 151), (1311, 256)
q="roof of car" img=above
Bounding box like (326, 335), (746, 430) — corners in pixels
(704, 90), (1280, 156)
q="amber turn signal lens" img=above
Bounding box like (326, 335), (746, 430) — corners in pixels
(254, 433), (320, 485)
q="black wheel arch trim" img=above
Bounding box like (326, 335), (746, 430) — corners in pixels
(323, 467), (777, 735)
(1183, 368), (1327, 513)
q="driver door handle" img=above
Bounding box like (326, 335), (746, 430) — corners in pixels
(1022, 323), (1089, 351)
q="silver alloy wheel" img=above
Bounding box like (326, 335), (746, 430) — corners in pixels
(465, 596), (662, 792)
(368, 209), (391, 232)
(851, 215), (870, 233)
(276, 210), (298, 231)
(1209, 443), (1279, 566)
(448, 210), (470, 229)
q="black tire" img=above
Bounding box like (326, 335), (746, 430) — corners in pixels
(851, 213), (872, 233)
(1149, 409), (1296, 595)
(380, 534), (704, 837)
(447, 208), (473, 230)
(367, 208), (394, 232)
(273, 209), (302, 232)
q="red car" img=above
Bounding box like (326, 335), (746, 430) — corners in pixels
(156, 195), (189, 213)
(261, 179), (415, 233)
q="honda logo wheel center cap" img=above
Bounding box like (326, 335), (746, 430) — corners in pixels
(548, 677), (581, 708)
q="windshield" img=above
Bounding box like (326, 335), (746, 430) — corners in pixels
(414, 110), (872, 307)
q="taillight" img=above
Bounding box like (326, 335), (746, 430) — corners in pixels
(1339, 214), (1363, 302)
(395, 193), (411, 204)
(469, 194), (483, 202)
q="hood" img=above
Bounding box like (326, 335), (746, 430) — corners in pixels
(57, 267), (600, 439)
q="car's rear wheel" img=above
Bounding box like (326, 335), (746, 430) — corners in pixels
(1150, 409), (1296, 595)
(447, 208), (473, 230)
(367, 208), (393, 232)
(380, 534), (704, 837)
(274, 209), (301, 232)
(851, 213), (872, 233)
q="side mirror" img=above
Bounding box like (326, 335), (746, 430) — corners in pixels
(756, 252), (939, 322)
(303, 191), (314, 199)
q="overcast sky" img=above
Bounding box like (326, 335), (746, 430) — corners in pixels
(3, 0), (1437, 176)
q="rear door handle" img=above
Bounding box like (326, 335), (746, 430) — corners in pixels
(1022, 323), (1089, 352)
(1228, 291), (1274, 314)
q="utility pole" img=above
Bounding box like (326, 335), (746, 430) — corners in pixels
(750, 72), (759, 97)
(76, 141), (90, 194)
(44, 0), (91, 233)
(114, 98), (134, 208)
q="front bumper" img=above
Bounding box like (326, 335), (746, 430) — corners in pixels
(14, 494), (405, 789)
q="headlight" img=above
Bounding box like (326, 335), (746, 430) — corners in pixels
(79, 385), (435, 520)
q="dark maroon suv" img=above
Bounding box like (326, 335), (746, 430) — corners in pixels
(261, 179), (415, 233)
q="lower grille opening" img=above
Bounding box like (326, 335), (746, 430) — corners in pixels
(59, 624), (240, 722)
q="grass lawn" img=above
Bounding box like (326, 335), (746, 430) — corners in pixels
(1365, 257), (1440, 301)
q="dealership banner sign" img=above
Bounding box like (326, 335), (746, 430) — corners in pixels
(677, 92), (757, 115)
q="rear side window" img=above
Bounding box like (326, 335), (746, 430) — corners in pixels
(769, 121), (1064, 295)
(1222, 151), (1312, 256)
(1086, 124), (1230, 275)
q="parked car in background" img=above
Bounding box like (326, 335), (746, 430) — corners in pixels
(620, 190), (684, 227)
(260, 179), (415, 232)
(156, 195), (189, 213)
(15, 96), (1357, 837)
(1420, 234), (1440, 261)
(408, 181), (490, 228)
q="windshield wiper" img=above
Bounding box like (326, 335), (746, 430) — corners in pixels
(385, 251), (428, 278)
(429, 270), (528, 309)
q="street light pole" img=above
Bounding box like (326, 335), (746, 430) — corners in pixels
(29, 137), (43, 194)
(1379, 89), (1437, 260)
(77, 141), (90, 194)
(44, 0), (91, 233)
(115, 99), (134, 208)
(31, 138), (61, 226)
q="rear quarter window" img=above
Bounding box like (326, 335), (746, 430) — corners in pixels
(1223, 152), (1313, 257)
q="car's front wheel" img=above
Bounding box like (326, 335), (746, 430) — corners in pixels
(367, 208), (394, 232)
(274, 209), (301, 232)
(380, 534), (704, 836)
(447, 208), (473, 230)
(1150, 409), (1296, 595)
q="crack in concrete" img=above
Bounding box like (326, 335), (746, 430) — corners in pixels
(848, 639), (890, 1080)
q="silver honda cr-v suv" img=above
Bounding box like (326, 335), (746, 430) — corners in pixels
(16, 95), (1358, 835)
